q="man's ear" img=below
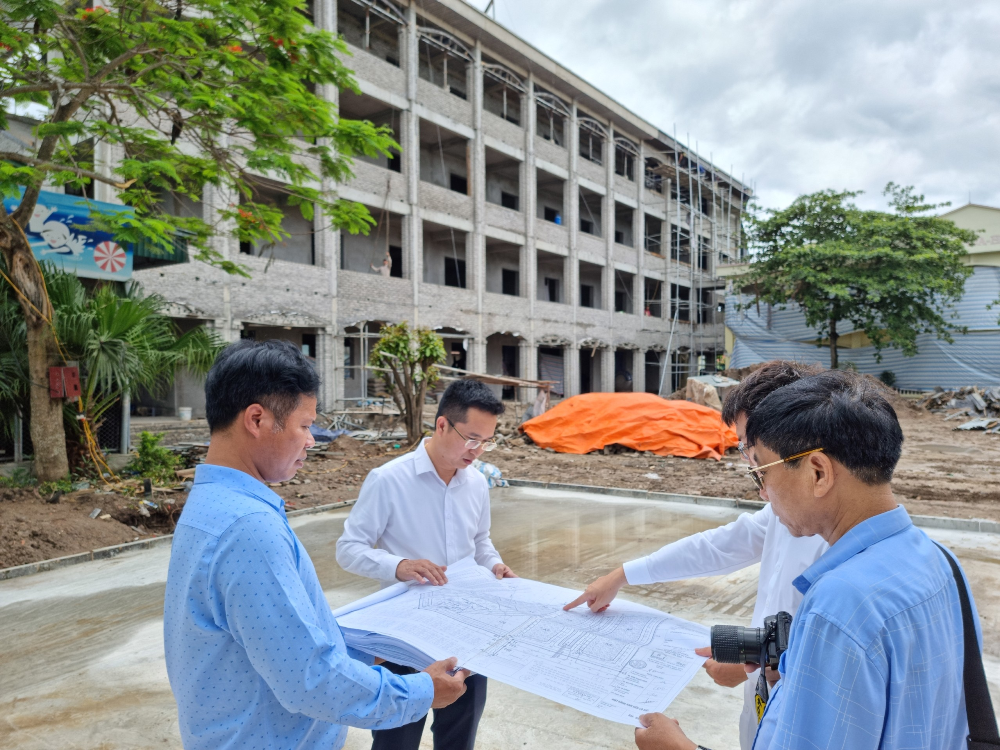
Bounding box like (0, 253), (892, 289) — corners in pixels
(243, 404), (266, 439)
(810, 452), (835, 498)
(435, 415), (448, 435)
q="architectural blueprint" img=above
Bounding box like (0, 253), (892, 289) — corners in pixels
(336, 557), (709, 725)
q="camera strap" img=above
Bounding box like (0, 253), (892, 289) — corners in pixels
(934, 542), (1000, 750)
(754, 671), (769, 723)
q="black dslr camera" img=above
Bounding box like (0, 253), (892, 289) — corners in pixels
(710, 611), (792, 671)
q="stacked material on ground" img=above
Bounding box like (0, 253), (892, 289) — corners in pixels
(919, 386), (1000, 432)
(520, 392), (738, 460)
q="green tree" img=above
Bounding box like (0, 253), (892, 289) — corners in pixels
(743, 184), (975, 368)
(0, 0), (396, 479)
(0, 264), (222, 472)
(369, 323), (446, 445)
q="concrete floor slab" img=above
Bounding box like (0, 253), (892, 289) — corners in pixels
(1, 487), (997, 750)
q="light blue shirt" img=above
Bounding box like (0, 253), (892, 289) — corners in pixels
(164, 464), (434, 750)
(754, 505), (979, 750)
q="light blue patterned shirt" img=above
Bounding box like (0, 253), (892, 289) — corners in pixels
(754, 505), (980, 750)
(164, 464), (434, 750)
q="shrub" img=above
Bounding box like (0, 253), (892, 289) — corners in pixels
(126, 431), (180, 483)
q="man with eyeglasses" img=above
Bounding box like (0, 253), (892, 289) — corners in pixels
(337, 378), (515, 750)
(629, 370), (989, 750)
(566, 361), (828, 750)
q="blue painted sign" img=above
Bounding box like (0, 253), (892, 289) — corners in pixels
(3, 189), (134, 281)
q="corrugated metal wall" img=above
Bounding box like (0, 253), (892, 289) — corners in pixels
(727, 266), (1000, 389)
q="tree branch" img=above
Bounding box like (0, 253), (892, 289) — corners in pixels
(56, 18), (91, 80)
(0, 151), (134, 189)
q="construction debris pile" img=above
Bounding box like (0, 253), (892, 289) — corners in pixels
(918, 386), (1000, 433)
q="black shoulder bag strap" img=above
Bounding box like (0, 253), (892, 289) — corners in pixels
(934, 542), (1000, 750)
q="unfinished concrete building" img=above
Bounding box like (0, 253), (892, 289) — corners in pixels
(133, 0), (751, 414)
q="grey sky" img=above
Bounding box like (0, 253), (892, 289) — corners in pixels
(464, 0), (1000, 212)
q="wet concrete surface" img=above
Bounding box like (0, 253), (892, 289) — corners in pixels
(1, 486), (998, 750)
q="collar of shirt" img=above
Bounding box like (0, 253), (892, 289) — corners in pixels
(413, 438), (469, 487)
(793, 505), (911, 596)
(193, 463), (286, 513)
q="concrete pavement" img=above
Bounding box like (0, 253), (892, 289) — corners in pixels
(1, 486), (998, 750)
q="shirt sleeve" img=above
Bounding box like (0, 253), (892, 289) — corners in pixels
(213, 512), (434, 729)
(472, 476), (503, 572)
(623, 505), (770, 585)
(336, 471), (406, 582)
(754, 612), (886, 750)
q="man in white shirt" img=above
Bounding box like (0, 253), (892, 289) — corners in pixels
(565, 361), (828, 750)
(337, 379), (515, 750)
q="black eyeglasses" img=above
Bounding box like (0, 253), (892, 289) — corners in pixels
(746, 448), (824, 491)
(447, 419), (498, 452)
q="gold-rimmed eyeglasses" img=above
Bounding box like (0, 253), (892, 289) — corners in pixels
(447, 419), (498, 452)
(746, 448), (824, 491)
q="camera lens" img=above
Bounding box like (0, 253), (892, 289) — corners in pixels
(711, 625), (764, 665)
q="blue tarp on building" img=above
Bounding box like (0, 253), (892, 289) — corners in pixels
(3, 189), (134, 282)
(727, 266), (1000, 389)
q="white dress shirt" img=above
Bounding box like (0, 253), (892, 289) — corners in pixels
(337, 439), (504, 585)
(622, 503), (828, 750)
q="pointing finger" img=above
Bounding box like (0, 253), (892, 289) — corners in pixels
(563, 593), (590, 611)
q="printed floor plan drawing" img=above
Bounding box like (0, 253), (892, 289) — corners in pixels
(336, 558), (709, 725)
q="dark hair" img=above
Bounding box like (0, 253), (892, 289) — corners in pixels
(435, 379), (505, 424)
(721, 360), (826, 426)
(744, 370), (903, 485)
(204, 339), (320, 433)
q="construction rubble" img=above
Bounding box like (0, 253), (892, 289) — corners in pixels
(918, 386), (1000, 433)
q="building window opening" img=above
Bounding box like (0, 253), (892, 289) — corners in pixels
(614, 138), (638, 181)
(337, 0), (404, 66)
(535, 89), (569, 148)
(671, 283), (691, 322)
(483, 60), (524, 125)
(485, 147), (521, 211)
(418, 24), (472, 99)
(444, 257), (467, 288)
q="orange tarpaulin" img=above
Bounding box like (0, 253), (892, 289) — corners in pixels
(521, 392), (738, 460)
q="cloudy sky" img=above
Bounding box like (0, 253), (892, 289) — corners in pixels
(464, 0), (1000, 213)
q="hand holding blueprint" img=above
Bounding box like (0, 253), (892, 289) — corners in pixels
(335, 557), (709, 725)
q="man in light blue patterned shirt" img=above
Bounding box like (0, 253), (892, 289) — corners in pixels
(164, 339), (469, 750)
(634, 371), (982, 750)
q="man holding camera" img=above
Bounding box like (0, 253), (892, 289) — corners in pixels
(633, 371), (987, 750)
(566, 361), (828, 750)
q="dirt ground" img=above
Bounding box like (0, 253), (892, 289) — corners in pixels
(3, 400), (999, 570)
(491, 401), (1000, 522)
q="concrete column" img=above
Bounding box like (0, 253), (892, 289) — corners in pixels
(568, 102), (580, 311)
(636, 142), (647, 316)
(317, 329), (338, 409)
(93, 141), (125, 205)
(566, 341), (580, 397)
(317, 0), (340, 404)
(405, 5), (422, 325)
(524, 339), (538, 381)
(602, 123), (615, 392)
(524, 76), (537, 349)
(119, 392), (131, 454)
(203, 181), (239, 342)
(471, 41), (486, 373)
(633, 349), (646, 394)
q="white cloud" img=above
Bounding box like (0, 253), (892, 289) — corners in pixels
(464, 0), (1000, 211)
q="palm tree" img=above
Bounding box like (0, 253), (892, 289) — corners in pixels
(0, 264), (223, 475)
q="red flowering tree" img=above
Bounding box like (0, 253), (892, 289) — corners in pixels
(0, 0), (396, 478)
